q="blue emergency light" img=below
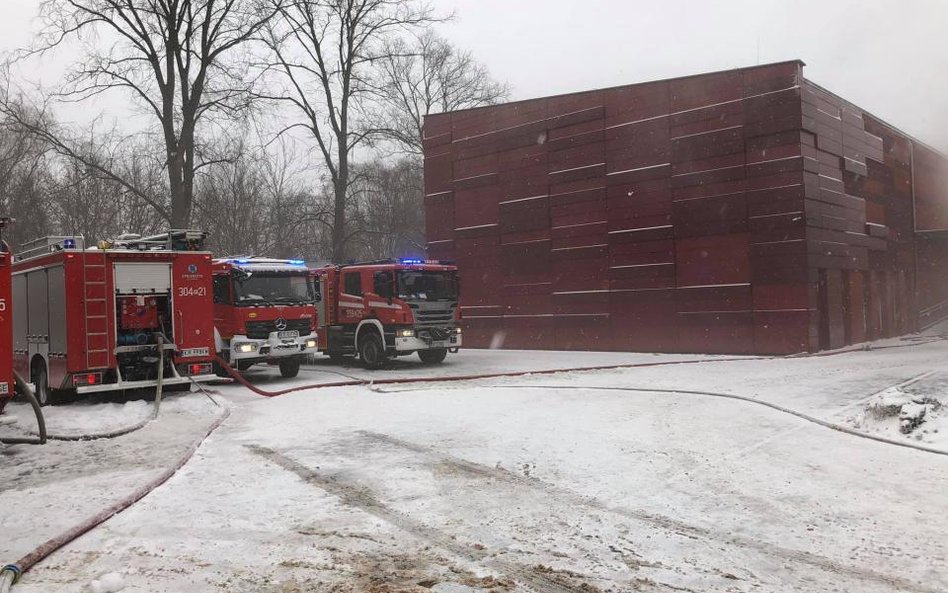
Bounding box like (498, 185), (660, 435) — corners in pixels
(400, 258), (424, 265)
(288, 259), (306, 265)
(63, 239), (77, 249)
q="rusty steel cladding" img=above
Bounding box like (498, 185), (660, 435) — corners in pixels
(422, 60), (948, 355)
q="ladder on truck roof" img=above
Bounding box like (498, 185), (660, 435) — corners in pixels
(107, 229), (207, 251)
(82, 251), (111, 370)
(16, 235), (85, 262)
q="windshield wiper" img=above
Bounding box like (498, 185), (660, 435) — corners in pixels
(271, 296), (309, 304)
(237, 297), (271, 306)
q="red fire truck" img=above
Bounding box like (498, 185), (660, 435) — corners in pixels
(212, 257), (319, 378)
(315, 259), (462, 368)
(12, 230), (218, 405)
(0, 218), (13, 411)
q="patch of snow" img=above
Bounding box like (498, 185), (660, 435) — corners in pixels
(432, 584), (482, 593)
(88, 572), (124, 593)
(898, 401), (929, 433)
(865, 387), (912, 419)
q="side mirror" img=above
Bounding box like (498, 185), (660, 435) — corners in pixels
(373, 271), (394, 298)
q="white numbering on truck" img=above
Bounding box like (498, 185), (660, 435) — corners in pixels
(177, 286), (207, 298)
(0, 299), (6, 312)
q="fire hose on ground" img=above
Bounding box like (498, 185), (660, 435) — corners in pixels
(366, 372), (948, 457)
(215, 354), (766, 396)
(0, 343), (229, 591)
(0, 405), (230, 592)
(0, 371), (46, 446)
(215, 330), (948, 398)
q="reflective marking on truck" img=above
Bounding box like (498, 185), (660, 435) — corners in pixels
(367, 301), (402, 309)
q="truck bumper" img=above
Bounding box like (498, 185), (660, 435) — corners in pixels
(229, 333), (319, 361)
(394, 332), (462, 353)
(76, 373), (218, 394)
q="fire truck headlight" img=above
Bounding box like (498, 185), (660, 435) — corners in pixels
(305, 338), (317, 349)
(455, 327), (462, 334)
(397, 329), (415, 338)
(235, 343), (257, 354)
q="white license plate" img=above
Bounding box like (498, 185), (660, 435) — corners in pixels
(180, 347), (210, 358)
(278, 331), (299, 340)
(0, 382), (8, 395)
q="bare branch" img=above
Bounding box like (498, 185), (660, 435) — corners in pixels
(258, 0), (442, 261)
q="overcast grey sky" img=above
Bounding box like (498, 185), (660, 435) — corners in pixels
(4, 0), (948, 149)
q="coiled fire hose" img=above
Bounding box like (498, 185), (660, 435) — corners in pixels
(17, 338), (169, 442)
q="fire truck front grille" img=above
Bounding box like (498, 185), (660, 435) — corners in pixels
(245, 319), (312, 339)
(410, 304), (457, 328)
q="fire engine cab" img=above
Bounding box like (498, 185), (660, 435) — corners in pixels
(0, 218), (13, 411)
(315, 259), (462, 368)
(12, 230), (218, 405)
(212, 258), (319, 378)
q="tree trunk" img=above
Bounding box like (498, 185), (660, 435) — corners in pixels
(332, 125), (349, 263)
(331, 168), (347, 263)
(168, 155), (189, 229)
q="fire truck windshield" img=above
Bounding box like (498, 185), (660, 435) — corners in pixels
(234, 272), (316, 306)
(396, 271), (458, 302)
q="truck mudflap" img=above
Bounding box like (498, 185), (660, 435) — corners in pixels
(228, 332), (319, 361)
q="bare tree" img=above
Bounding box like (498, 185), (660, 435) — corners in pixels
(193, 135), (270, 257)
(192, 131), (329, 260)
(0, 89), (174, 223)
(375, 31), (508, 155)
(348, 158), (423, 259)
(259, 0), (438, 263)
(259, 136), (326, 259)
(29, 0), (284, 227)
(0, 112), (53, 246)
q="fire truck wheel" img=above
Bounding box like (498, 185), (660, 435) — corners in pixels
(279, 357), (301, 378)
(358, 332), (387, 370)
(418, 348), (448, 364)
(31, 361), (51, 407)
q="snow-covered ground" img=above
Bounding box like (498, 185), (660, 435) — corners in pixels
(2, 340), (947, 592)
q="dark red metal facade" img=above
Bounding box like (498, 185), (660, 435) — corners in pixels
(424, 61), (948, 354)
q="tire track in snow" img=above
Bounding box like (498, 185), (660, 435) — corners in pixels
(245, 444), (677, 593)
(355, 430), (941, 593)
